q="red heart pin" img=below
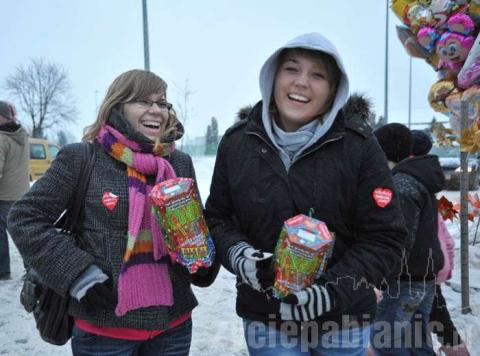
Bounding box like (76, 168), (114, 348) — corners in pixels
(373, 188), (392, 208)
(102, 192), (119, 211)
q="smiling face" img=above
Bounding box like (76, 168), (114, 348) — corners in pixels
(273, 50), (338, 132)
(436, 33), (474, 65)
(122, 92), (169, 140)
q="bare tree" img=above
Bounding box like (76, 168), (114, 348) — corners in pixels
(175, 79), (196, 150)
(5, 58), (77, 138)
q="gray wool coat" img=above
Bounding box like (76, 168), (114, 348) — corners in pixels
(7, 142), (203, 330)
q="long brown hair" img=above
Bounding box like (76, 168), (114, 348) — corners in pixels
(83, 69), (180, 142)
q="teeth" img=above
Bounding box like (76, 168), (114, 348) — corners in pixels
(142, 121), (160, 128)
(288, 93), (310, 103)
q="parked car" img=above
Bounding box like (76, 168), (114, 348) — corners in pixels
(430, 145), (479, 190)
(28, 138), (60, 181)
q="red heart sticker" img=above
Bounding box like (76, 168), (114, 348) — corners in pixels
(102, 192), (119, 211)
(373, 188), (392, 208)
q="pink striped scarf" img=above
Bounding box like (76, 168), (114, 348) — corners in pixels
(97, 124), (176, 316)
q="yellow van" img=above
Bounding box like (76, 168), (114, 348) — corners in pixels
(28, 138), (60, 181)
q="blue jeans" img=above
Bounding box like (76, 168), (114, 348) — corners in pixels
(243, 319), (370, 355)
(71, 318), (192, 356)
(0, 201), (13, 276)
(371, 280), (436, 355)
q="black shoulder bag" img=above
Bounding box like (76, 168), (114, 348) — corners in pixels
(20, 142), (95, 345)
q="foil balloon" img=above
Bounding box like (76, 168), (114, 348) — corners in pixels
(408, 3), (435, 31)
(445, 86), (480, 135)
(469, 0), (480, 20)
(418, 27), (440, 51)
(436, 31), (475, 73)
(462, 86), (480, 120)
(426, 52), (441, 69)
(429, 0), (458, 27)
(458, 31), (480, 88)
(448, 13), (475, 35)
(419, 0), (432, 5)
(428, 79), (458, 112)
(397, 26), (431, 58)
(392, 0), (418, 23)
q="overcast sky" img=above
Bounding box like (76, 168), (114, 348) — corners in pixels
(0, 0), (440, 142)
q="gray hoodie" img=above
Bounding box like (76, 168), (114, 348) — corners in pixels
(259, 32), (350, 168)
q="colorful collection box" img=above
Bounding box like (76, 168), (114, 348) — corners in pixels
(273, 214), (334, 298)
(151, 178), (215, 273)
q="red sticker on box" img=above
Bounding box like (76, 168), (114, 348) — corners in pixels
(102, 192), (119, 211)
(372, 188), (392, 208)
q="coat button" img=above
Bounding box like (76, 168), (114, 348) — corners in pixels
(261, 148), (267, 154)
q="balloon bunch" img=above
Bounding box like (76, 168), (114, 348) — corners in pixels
(393, 0), (480, 141)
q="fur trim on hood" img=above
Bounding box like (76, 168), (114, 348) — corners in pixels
(343, 93), (372, 121)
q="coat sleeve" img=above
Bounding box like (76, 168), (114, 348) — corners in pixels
(321, 136), (407, 309)
(205, 136), (250, 273)
(393, 173), (422, 256)
(7, 143), (95, 296)
(0, 137), (7, 180)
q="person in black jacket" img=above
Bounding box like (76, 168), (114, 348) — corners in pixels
(411, 130), (470, 356)
(372, 124), (445, 355)
(205, 32), (407, 355)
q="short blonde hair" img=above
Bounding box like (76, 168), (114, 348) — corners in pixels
(83, 69), (180, 142)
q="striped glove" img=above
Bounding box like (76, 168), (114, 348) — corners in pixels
(227, 241), (274, 292)
(279, 284), (333, 321)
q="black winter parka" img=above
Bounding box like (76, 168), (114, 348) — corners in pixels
(205, 102), (408, 325)
(391, 155), (445, 281)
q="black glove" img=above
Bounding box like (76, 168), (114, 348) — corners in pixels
(170, 259), (218, 286)
(279, 284), (333, 321)
(80, 281), (116, 313)
(228, 241), (274, 292)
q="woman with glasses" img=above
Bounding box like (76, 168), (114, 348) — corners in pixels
(8, 69), (218, 355)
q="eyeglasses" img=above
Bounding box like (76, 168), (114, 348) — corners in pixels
(131, 99), (173, 110)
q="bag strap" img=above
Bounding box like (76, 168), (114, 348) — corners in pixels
(62, 143), (96, 234)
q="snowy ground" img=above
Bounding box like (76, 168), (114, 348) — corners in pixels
(0, 156), (479, 355)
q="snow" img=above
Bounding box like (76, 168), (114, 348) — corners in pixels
(1, 156), (479, 355)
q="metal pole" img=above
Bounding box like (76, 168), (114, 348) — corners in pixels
(384, 0), (389, 123)
(408, 57), (412, 128)
(142, 0), (150, 71)
(460, 100), (471, 314)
